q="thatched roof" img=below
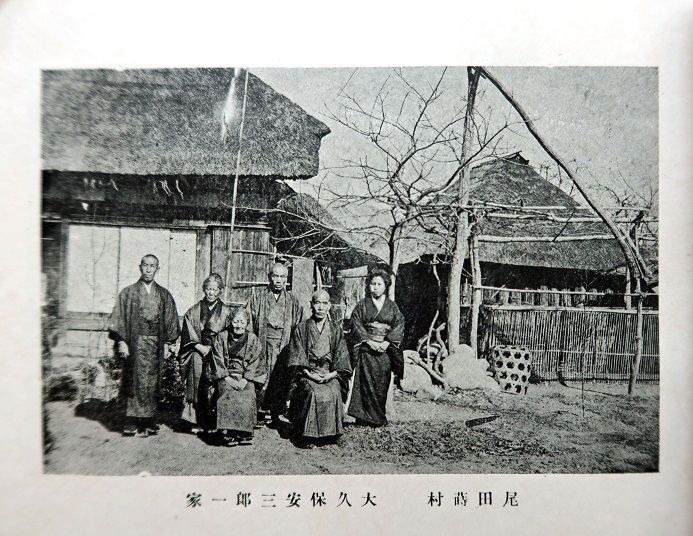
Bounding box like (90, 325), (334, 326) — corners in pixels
(390, 153), (628, 272)
(42, 68), (330, 178)
(274, 190), (383, 269)
(468, 154), (626, 272)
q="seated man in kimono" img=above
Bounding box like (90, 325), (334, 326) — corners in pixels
(287, 290), (352, 449)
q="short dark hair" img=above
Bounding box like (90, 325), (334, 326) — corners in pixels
(366, 265), (392, 291)
(203, 272), (225, 290)
(141, 254), (160, 267)
(268, 261), (289, 277)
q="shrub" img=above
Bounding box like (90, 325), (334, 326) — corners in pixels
(45, 373), (79, 402)
(159, 357), (184, 412)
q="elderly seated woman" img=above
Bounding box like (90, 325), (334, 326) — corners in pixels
(179, 273), (266, 446)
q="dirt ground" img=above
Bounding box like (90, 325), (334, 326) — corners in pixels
(44, 382), (659, 475)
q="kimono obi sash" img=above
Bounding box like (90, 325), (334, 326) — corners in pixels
(266, 324), (284, 340)
(365, 321), (392, 342)
(136, 319), (161, 336)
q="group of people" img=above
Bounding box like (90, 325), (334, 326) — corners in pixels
(109, 256), (405, 449)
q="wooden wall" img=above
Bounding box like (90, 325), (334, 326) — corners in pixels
(43, 220), (322, 360)
(210, 226), (274, 306)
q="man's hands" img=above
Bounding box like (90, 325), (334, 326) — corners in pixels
(223, 376), (248, 391)
(117, 340), (180, 360)
(117, 340), (129, 359)
(195, 343), (212, 355)
(366, 340), (390, 353)
(303, 369), (337, 384)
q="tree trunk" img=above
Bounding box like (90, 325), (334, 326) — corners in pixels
(388, 224), (403, 300)
(447, 67), (481, 350)
(628, 277), (644, 396)
(628, 223), (643, 395)
(469, 233), (482, 356)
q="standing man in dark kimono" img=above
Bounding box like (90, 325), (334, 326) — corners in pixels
(287, 290), (352, 448)
(246, 261), (303, 426)
(109, 255), (180, 437)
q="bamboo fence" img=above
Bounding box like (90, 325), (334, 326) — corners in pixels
(476, 306), (659, 382)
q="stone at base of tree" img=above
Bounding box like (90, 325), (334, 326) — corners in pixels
(415, 383), (444, 400)
(399, 356), (443, 400)
(443, 345), (499, 391)
(399, 359), (430, 393)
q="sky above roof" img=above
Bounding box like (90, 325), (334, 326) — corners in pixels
(251, 67), (658, 216)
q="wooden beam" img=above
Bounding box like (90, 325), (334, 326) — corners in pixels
(477, 234), (615, 243)
(472, 284), (656, 298)
(487, 212), (658, 223)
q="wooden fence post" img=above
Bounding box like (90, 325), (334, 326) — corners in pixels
(539, 285), (549, 306)
(628, 278), (645, 396)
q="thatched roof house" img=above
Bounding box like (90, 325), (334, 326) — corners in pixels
(274, 191), (383, 270)
(466, 153), (625, 272)
(41, 68), (341, 359)
(394, 152), (627, 273)
(393, 153), (642, 343)
(42, 68), (329, 177)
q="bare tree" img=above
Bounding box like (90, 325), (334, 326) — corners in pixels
(311, 67), (514, 300)
(595, 174), (659, 307)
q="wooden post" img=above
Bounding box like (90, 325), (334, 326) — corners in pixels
(447, 67), (481, 351)
(469, 234), (482, 357)
(624, 266), (633, 309)
(549, 288), (560, 307)
(628, 277), (644, 396)
(224, 69), (250, 302)
(628, 221), (645, 395)
(539, 285), (549, 306)
(574, 287), (586, 307)
(522, 287), (533, 305)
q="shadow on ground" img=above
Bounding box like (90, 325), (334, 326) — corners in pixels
(74, 399), (189, 434)
(74, 399), (126, 433)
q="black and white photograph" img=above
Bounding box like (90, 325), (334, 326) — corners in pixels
(41, 65), (659, 476)
(2, 1), (692, 534)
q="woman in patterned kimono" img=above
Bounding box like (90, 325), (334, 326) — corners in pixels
(347, 266), (405, 427)
(179, 274), (266, 445)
